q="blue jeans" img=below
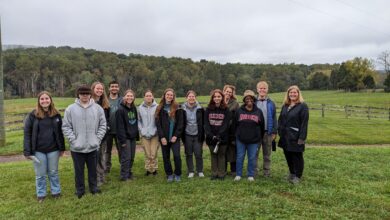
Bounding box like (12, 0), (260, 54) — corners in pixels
(33, 151), (61, 197)
(235, 138), (258, 177)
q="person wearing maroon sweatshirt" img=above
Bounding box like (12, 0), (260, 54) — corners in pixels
(204, 89), (231, 180)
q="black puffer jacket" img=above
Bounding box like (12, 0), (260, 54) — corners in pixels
(23, 110), (65, 156)
(277, 102), (309, 152)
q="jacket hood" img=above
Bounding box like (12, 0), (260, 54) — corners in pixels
(141, 100), (158, 108)
(75, 98), (95, 108)
(182, 101), (202, 110)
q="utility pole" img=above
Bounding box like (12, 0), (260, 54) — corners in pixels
(0, 19), (6, 147)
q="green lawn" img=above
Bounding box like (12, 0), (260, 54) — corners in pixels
(1, 90), (389, 156)
(0, 147), (389, 219)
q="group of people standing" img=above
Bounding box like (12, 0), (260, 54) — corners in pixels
(23, 80), (309, 202)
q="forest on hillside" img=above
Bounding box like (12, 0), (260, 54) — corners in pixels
(2, 46), (385, 98)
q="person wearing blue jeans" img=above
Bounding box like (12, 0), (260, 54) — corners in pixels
(33, 151), (61, 198)
(23, 91), (65, 203)
(233, 90), (265, 182)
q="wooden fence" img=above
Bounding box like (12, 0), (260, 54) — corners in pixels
(4, 103), (390, 132)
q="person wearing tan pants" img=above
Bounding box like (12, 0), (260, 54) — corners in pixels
(138, 90), (159, 176)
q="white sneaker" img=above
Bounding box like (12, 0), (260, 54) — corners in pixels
(248, 177), (255, 182)
(198, 172), (205, 178)
(234, 176), (241, 181)
(188, 172), (194, 178)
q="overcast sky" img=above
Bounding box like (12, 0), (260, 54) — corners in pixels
(1, 0), (390, 65)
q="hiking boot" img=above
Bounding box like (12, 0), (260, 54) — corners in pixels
(52, 193), (61, 199)
(152, 171), (158, 176)
(145, 171), (151, 176)
(210, 175), (218, 180)
(37, 196), (45, 203)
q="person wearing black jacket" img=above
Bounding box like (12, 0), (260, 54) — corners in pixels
(91, 82), (110, 186)
(182, 90), (205, 178)
(204, 89), (231, 180)
(278, 85), (309, 184)
(223, 85), (240, 176)
(116, 89), (139, 181)
(234, 90), (265, 182)
(23, 91), (65, 203)
(155, 88), (184, 182)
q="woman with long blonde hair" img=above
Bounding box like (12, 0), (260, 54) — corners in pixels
(91, 82), (110, 186)
(277, 85), (309, 184)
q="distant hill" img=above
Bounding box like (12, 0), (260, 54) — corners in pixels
(2, 44), (37, 50)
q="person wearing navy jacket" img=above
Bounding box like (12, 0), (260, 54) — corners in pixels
(278, 85), (309, 184)
(234, 90), (265, 182)
(255, 81), (277, 177)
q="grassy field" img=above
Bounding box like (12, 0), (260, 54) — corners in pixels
(0, 146), (389, 219)
(1, 90), (389, 155)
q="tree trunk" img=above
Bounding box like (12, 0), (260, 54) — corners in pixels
(0, 20), (6, 147)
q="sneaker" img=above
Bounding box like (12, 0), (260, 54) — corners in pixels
(145, 171), (151, 176)
(289, 176), (300, 185)
(230, 172), (236, 177)
(198, 172), (205, 178)
(167, 175), (174, 182)
(97, 181), (104, 187)
(37, 196), (45, 203)
(175, 175), (181, 182)
(152, 171), (158, 176)
(234, 176), (241, 181)
(248, 177), (255, 182)
(188, 172), (194, 178)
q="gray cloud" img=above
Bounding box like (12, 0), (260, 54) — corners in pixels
(1, 0), (390, 64)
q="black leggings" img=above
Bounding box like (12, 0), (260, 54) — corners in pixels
(283, 150), (304, 178)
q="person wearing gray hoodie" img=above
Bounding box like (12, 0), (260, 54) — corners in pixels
(138, 90), (159, 176)
(62, 85), (107, 198)
(182, 90), (205, 178)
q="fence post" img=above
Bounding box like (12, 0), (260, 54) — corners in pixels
(322, 104), (325, 118)
(344, 105), (348, 118)
(367, 106), (371, 120)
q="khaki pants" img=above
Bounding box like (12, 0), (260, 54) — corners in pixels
(256, 133), (273, 176)
(142, 136), (159, 173)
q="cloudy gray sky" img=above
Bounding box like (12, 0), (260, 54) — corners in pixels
(1, 0), (390, 65)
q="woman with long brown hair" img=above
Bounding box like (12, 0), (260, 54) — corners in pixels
(204, 89), (231, 180)
(91, 82), (110, 186)
(23, 91), (65, 202)
(155, 88), (184, 182)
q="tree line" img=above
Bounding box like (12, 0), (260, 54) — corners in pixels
(3, 46), (389, 98)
